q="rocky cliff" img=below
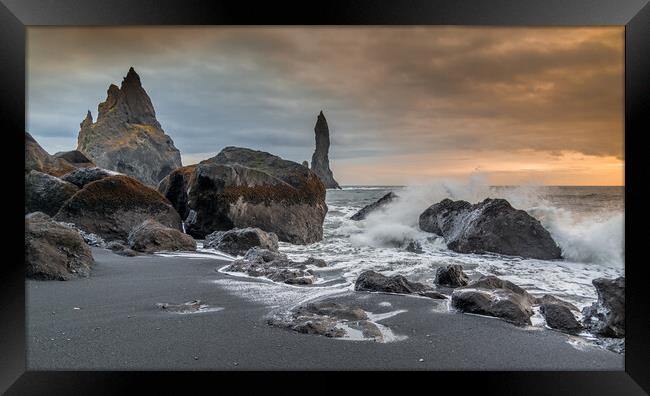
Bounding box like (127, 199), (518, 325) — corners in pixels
(76, 67), (182, 186)
(310, 111), (340, 189)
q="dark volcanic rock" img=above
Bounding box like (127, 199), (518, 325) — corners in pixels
(534, 294), (579, 312)
(61, 167), (118, 188)
(158, 147), (328, 244)
(106, 241), (139, 257)
(204, 227), (279, 256)
(540, 303), (582, 333)
(53, 150), (94, 168)
(223, 247), (318, 285)
(76, 68), (182, 186)
(451, 275), (534, 326)
(350, 192), (398, 221)
(25, 212), (94, 280)
(25, 170), (79, 216)
(582, 277), (625, 338)
(418, 198), (562, 260)
(434, 264), (469, 287)
(25, 132), (75, 177)
(54, 175), (182, 241)
(310, 111), (340, 189)
(301, 160), (309, 168)
(355, 270), (446, 299)
(127, 219), (196, 253)
(268, 300), (380, 339)
(404, 240), (423, 254)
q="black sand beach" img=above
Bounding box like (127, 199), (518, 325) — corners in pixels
(26, 248), (623, 370)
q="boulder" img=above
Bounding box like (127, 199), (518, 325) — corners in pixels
(53, 150), (94, 168)
(55, 221), (106, 248)
(350, 192), (398, 221)
(204, 227), (279, 256)
(127, 219), (196, 253)
(355, 270), (446, 299)
(61, 167), (118, 188)
(434, 264), (469, 287)
(158, 147), (328, 244)
(54, 175), (182, 241)
(76, 68), (182, 186)
(303, 257), (327, 268)
(223, 247), (319, 285)
(534, 294), (579, 312)
(582, 277), (625, 337)
(540, 303), (582, 333)
(310, 111), (340, 189)
(25, 132), (75, 176)
(25, 170), (79, 216)
(418, 198), (562, 260)
(451, 275), (534, 325)
(25, 212), (94, 280)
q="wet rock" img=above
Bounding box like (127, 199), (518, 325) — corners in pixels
(434, 264), (469, 287)
(54, 175), (182, 241)
(404, 240), (423, 254)
(25, 132), (75, 177)
(60, 167), (118, 188)
(303, 257), (327, 267)
(25, 170), (79, 216)
(418, 198), (562, 260)
(350, 192), (398, 221)
(540, 303), (582, 333)
(355, 270), (446, 299)
(204, 227), (279, 256)
(156, 300), (202, 313)
(106, 241), (139, 257)
(127, 219), (196, 253)
(25, 212), (94, 280)
(451, 275), (534, 325)
(310, 111), (340, 189)
(582, 277), (625, 338)
(534, 294), (579, 312)
(76, 68), (182, 186)
(268, 300), (375, 339)
(223, 247), (316, 285)
(158, 147), (327, 244)
(301, 160), (309, 168)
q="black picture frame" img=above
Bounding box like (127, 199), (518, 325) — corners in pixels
(2, 0), (648, 394)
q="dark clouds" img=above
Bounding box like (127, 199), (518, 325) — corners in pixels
(27, 27), (623, 184)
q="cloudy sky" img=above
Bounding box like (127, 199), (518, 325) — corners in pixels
(27, 27), (624, 186)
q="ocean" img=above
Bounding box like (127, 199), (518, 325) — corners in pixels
(278, 183), (624, 310)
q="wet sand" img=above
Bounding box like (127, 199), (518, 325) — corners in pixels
(26, 248), (623, 370)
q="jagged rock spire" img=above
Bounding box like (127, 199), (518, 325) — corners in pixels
(310, 110), (341, 189)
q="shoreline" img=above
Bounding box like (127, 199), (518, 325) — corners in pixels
(26, 248), (623, 370)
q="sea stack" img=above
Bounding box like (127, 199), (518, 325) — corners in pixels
(310, 111), (341, 189)
(76, 67), (182, 186)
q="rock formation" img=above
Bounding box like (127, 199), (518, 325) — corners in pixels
(451, 275), (535, 326)
(582, 277), (625, 337)
(25, 132), (76, 176)
(54, 174), (182, 241)
(540, 303), (582, 333)
(434, 264), (469, 288)
(25, 212), (94, 280)
(53, 150), (94, 168)
(60, 167), (119, 188)
(76, 67), (182, 186)
(25, 170), (79, 216)
(204, 227), (279, 256)
(310, 111), (340, 189)
(158, 146), (328, 244)
(127, 219), (196, 253)
(350, 192), (398, 220)
(419, 198), (562, 260)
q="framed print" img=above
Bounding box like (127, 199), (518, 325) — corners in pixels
(2, 0), (649, 394)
